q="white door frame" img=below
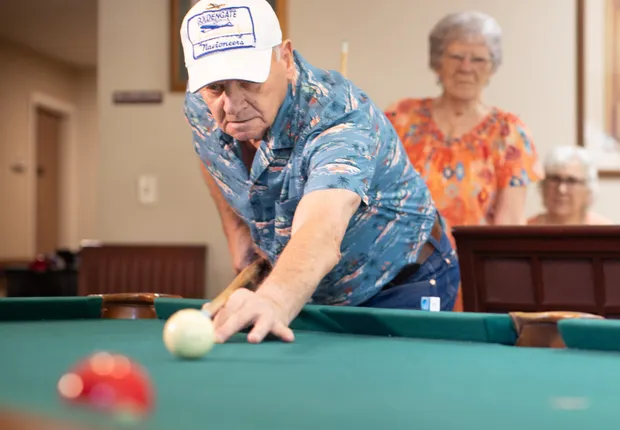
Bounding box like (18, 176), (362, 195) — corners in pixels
(28, 92), (78, 255)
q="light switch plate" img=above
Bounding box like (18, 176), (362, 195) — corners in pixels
(138, 175), (157, 204)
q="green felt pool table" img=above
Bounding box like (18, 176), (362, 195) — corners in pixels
(1, 295), (620, 430)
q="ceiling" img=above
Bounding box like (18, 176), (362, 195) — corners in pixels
(0, 0), (97, 69)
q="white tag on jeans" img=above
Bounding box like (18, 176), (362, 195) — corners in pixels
(421, 296), (441, 311)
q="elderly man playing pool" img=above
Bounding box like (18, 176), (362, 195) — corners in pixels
(180, 0), (460, 344)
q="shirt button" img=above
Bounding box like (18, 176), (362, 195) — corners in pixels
(445, 258), (451, 264)
(430, 279), (436, 286)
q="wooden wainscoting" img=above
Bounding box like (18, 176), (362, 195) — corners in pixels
(78, 244), (207, 298)
(453, 225), (620, 318)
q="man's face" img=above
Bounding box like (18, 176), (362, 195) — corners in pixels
(198, 41), (294, 142)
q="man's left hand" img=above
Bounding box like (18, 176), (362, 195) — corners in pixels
(208, 288), (295, 344)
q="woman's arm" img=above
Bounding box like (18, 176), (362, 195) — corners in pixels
(491, 186), (528, 225)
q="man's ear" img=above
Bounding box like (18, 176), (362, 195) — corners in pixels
(279, 40), (295, 79)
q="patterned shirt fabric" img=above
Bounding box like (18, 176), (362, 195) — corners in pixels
(184, 51), (439, 306)
(385, 97), (542, 236)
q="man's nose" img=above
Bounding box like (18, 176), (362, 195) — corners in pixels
(222, 85), (246, 115)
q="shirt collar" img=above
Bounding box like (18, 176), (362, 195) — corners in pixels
(263, 81), (296, 150)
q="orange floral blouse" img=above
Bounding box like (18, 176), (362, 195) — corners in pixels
(385, 98), (542, 234)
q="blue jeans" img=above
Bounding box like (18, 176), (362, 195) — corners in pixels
(360, 230), (460, 311)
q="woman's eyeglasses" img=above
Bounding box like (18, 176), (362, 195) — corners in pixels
(544, 174), (586, 188)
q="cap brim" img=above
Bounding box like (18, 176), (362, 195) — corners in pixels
(187, 47), (273, 93)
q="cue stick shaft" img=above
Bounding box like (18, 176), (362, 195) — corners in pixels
(340, 40), (348, 78)
(202, 258), (270, 317)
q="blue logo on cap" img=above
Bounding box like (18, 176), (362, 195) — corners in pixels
(200, 22), (234, 32)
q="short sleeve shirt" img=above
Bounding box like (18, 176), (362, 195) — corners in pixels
(184, 51), (438, 306)
(385, 98), (542, 230)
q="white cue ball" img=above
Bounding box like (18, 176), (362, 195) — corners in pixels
(163, 309), (215, 359)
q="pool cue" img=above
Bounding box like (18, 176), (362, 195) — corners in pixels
(201, 258), (271, 318)
(340, 40), (349, 78)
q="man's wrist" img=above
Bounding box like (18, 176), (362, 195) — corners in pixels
(256, 282), (299, 324)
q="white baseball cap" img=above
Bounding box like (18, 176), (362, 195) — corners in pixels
(180, 0), (283, 93)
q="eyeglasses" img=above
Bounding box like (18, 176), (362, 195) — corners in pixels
(544, 174), (586, 188)
(444, 53), (491, 67)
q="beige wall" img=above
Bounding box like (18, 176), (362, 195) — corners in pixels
(98, 0), (231, 297)
(0, 38), (98, 259)
(75, 70), (100, 243)
(97, 0), (618, 297)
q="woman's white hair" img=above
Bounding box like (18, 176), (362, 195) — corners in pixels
(543, 145), (600, 195)
(429, 11), (503, 72)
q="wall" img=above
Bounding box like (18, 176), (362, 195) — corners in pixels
(98, 0), (231, 297)
(75, 70), (100, 243)
(97, 0), (618, 297)
(0, 38), (98, 259)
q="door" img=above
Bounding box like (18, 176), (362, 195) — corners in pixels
(35, 107), (62, 256)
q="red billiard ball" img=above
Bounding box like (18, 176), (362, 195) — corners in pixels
(58, 352), (155, 419)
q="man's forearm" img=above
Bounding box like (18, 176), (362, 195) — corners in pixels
(257, 219), (342, 322)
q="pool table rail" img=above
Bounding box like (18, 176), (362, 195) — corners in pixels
(2, 295), (618, 353)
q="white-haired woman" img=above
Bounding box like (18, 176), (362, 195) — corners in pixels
(528, 146), (612, 225)
(385, 11), (543, 312)
(386, 11), (542, 235)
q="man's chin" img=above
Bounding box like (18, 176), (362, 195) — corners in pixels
(228, 131), (261, 141)
(226, 125), (265, 142)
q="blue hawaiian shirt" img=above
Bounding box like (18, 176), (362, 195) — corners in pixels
(184, 51), (439, 306)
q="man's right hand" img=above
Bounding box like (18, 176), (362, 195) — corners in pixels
(230, 237), (259, 274)
(228, 233), (270, 276)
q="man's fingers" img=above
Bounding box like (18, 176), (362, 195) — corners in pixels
(272, 321), (295, 343)
(248, 318), (295, 344)
(226, 289), (252, 312)
(215, 307), (257, 343)
(212, 307), (228, 334)
(211, 290), (254, 343)
(208, 289), (253, 336)
(204, 289), (294, 344)
(247, 314), (274, 343)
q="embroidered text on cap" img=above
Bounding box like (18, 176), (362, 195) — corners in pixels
(187, 6), (257, 60)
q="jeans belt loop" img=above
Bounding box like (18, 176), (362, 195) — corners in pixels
(416, 216), (442, 265)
